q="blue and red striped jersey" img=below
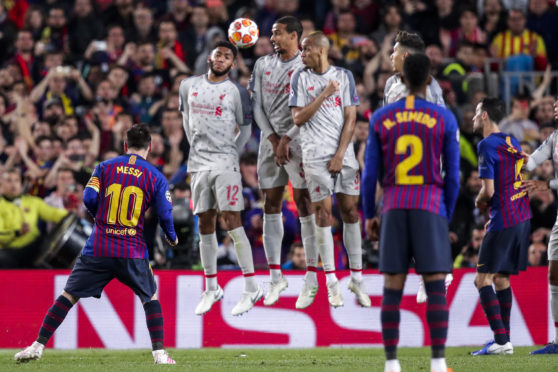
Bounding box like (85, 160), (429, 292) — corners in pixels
(81, 153), (176, 259)
(477, 133), (532, 231)
(363, 95), (460, 219)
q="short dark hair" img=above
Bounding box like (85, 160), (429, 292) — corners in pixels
(275, 16), (303, 41)
(126, 123), (151, 150)
(403, 53), (431, 91)
(35, 135), (52, 146)
(480, 97), (506, 124)
(395, 30), (425, 53)
(213, 40), (238, 59)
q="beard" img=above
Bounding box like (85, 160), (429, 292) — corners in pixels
(209, 60), (232, 77)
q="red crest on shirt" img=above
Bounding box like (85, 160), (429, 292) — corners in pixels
(308, 86), (314, 91)
(220, 94), (226, 100)
(192, 92), (198, 96)
(265, 71), (271, 75)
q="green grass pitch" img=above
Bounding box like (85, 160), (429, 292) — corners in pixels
(2, 347), (557, 371)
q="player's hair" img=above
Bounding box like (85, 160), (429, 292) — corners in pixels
(276, 16), (303, 41)
(395, 30), (425, 54)
(480, 97), (506, 124)
(402, 53), (431, 91)
(305, 31), (330, 49)
(126, 123), (152, 150)
(213, 40), (238, 59)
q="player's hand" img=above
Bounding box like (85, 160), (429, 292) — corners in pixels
(275, 135), (291, 165)
(521, 179), (550, 193)
(365, 217), (380, 241)
(268, 133), (281, 155)
(327, 154), (343, 174)
(19, 222), (30, 236)
(323, 80), (340, 98)
(166, 236), (179, 246)
(475, 196), (488, 212)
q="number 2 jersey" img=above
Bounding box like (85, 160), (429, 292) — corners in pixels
(82, 154), (177, 258)
(478, 133), (532, 231)
(363, 95), (460, 220)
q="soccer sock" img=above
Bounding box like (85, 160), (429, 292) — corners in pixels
(343, 221), (363, 281)
(425, 280), (449, 358)
(316, 225), (335, 278)
(144, 300), (164, 351)
(550, 285), (558, 343)
(300, 214), (318, 283)
(37, 295), (74, 345)
(496, 287), (512, 338)
(263, 213), (283, 283)
(381, 287), (402, 360)
(228, 226), (258, 292)
(200, 233), (218, 290)
(478, 285), (508, 345)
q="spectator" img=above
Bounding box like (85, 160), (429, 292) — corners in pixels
(443, 7), (486, 57)
(527, 0), (558, 67)
(499, 92), (539, 142)
(328, 11), (362, 65)
(371, 3), (404, 49)
(130, 73), (159, 124)
(479, 0), (508, 42)
(155, 20), (189, 73)
(132, 7), (157, 44)
(84, 24), (126, 64)
(38, 7), (68, 55)
(68, 0), (103, 61)
(282, 242), (306, 270)
(0, 3), (18, 65)
(490, 8), (547, 70)
(426, 43), (444, 77)
(528, 241), (547, 266)
(323, 0), (350, 35)
(182, 5), (211, 69)
(453, 225), (485, 268)
(103, 0), (135, 36)
(162, 0), (191, 33)
(23, 6), (45, 41)
(0, 168), (68, 268)
(43, 167), (87, 226)
(12, 30), (35, 90)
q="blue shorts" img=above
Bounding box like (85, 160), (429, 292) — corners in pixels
(64, 255), (157, 303)
(379, 209), (452, 274)
(477, 220), (530, 275)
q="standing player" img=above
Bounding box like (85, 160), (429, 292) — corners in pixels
(384, 30), (445, 107)
(251, 16), (342, 308)
(470, 97), (532, 355)
(363, 54), (460, 372)
(15, 124), (177, 364)
(289, 31), (370, 308)
(179, 41), (262, 316)
(521, 99), (558, 355)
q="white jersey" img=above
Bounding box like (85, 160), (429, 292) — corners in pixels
(249, 52), (304, 136)
(384, 74), (445, 107)
(526, 130), (558, 179)
(289, 66), (360, 166)
(179, 74), (252, 172)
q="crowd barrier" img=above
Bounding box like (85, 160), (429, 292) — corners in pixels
(0, 268), (550, 349)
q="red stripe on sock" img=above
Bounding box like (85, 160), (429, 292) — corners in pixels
(205, 273), (217, 278)
(381, 305), (400, 311)
(146, 313), (163, 320)
(383, 339), (399, 346)
(429, 321), (449, 328)
(486, 300), (500, 307)
(382, 322), (399, 329)
(269, 264), (281, 270)
(426, 304), (447, 311)
(431, 338), (447, 346)
(148, 326), (164, 331)
(151, 338), (163, 342)
(41, 322), (55, 333)
(426, 292), (446, 297)
(306, 266), (317, 272)
(488, 314), (502, 321)
(494, 328), (507, 334)
(55, 301), (70, 312)
(47, 311), (63, 322)
(243, 272), (255, 277)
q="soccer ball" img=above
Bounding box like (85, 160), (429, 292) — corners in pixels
(228, 18), (259, 49)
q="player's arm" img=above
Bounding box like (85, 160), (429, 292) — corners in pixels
(430, 77), (446, 107)
(363, 114), (381, 240)
(83, 165), (101, 217)
(37, 198), (68, 223)
(233, 83), (253, 153)
(154, 177), (178, 245)
(249, 58), (278, 146)
(442, 112), (461, 219)
(475, 141), (495, 211)
(476, 178), (494, 208)
(525, 131), (555, 171)
(178, 79), (192, 143)
(328, 105), (357, 173)
(291, 80), (339, 126)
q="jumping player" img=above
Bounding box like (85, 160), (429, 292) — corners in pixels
(15, 124), (178, 364)
(364, 54), (460, 372)
(470, 97), (532, 355)
(289, 31), (370, 309)
(249, 16), (322, 307)
(179, 41), (262, 316)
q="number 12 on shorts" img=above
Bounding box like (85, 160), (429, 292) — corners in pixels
(226, 185), (239, 204)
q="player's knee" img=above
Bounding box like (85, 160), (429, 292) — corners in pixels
(263, 197), (282, 214)
(222, 212), (242, 230)
(340, 206), (359, 224)
(294, 195), (313, 217)
(549, 269), (558, 286)
(62, 290), (78, 305)
(314, 207), (331, 227)
(474, 274), (489, 289)
(493, 275), (510, 290)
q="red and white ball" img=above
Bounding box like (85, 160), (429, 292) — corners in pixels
(228, 18), (259, 49)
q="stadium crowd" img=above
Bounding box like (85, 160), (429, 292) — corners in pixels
(0, 0), (556, 270)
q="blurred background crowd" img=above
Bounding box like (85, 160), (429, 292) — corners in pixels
(0, 0), (556, 271)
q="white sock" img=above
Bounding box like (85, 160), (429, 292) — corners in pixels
(430, 358), (447, 372)
(551, 285), (558, 343)
(300, 214), (318, 284)
(326, 272), (337, 284)
(263, 213), (283, 283)
(315, 225), (335, 272)
(200, 233), (218, 290)
(343, 221), (363, 280)
(384, 359), (401, 372)
(228, 226), (258, 292)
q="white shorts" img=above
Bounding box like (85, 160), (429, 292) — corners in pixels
(257, 136), (307, 190)
(548, 218), (558, 260)
(190, 170), (244, 214)
(303, 162), (360, 202)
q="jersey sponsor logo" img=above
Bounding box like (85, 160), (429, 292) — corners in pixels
(382, 111), (438, 130)
(215, 106), (223, 117)
(105, 227), (136, 236)
(116, 165), (143, 178)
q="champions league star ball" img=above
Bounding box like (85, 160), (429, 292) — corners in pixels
(228, 18), (259, 49)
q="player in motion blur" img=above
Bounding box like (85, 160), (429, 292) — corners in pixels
(364, 54), (460, 372)
(470, 98), (532, 355)
(179, 41), (261, 316)
(384, 30), (450, 304)
(521, 99), (558, 354)
(250, 16), (336, 308)
(289, 31), (370, 308)
(15, 124), (178, 364)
